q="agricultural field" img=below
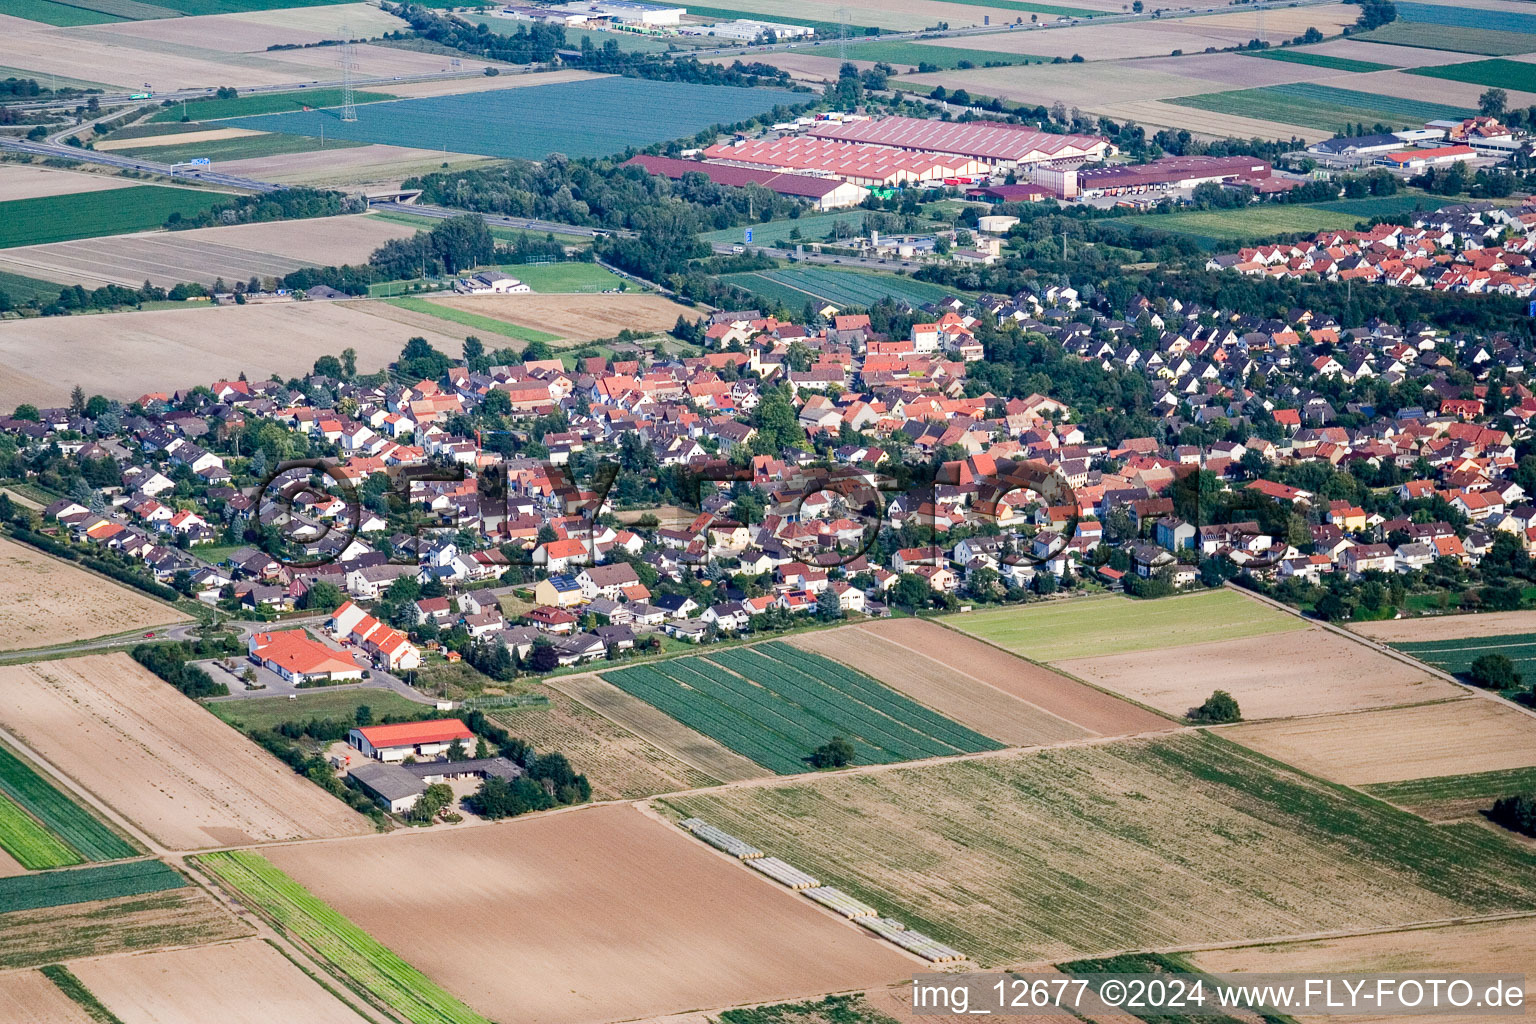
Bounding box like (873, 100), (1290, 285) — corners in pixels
(490, 687), (720, 799)
(0, 537), (184, 652)
(1243, 48), (1397, 73)
(214, 142), (490, 188)
(665, 731), (1536, 967)
(221, 77), (795, 161)
(383, 296), (562, 346)
(5, 0), (128, 25)
(209, 688), (429, 734)
(791, 621), (1171, 745)
(602, 642), (1001, 774)
(0, 859), (184, 915)
(0, 884), (248, 970)
(0, 654), (374, 849)
(106, 131), (367, 165)
(1393, 0), (1536, 34)
(718, 267), (959, 312)
(0, 164), (137, 203)
(249, 804), (913, 1024)
(1121, 192), (1441, 245)
(0, 301), (464, 409)
(1225, 698), (1536, 785)
(69, 938), (371, 1024)
(0, 186), (224, 249)
(0, 970), (96, 1024)
(837, 40), (1032, 69)
(1169, 81), (1477, 132)
(1055, 625), (1462, 720)
(415, 292), (699, 345)
(1386, 629), (1536, 685)
(0, 741), (137, 865)
(0, 269), (68, 305)
(1364, 765), (1536, 821)
(0, 213), (414, 290)
(0, 795), (77, 872)
(150, 86), (395, 122)
(1408, 56), (1536, 91)
(1360, 20), (1536, 55)
(953, 589), (1302, 663)
(1351, 609), (1536, 642)
(550, 674), (769, 783)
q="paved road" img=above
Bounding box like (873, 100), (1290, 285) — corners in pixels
(370, 200), (633, 239)
(0, 137), (284, 192)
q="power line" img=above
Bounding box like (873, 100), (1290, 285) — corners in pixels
(837, 6), (849, 61)
(340, 25), (358, 123)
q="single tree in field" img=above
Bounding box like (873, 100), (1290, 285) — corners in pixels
(1189, 690), (1241, 724)
(1469, 653), (1520, 690)
(808, 736), (856, 769)
(1488, 793), (1536, 838)
(1480, 87), (1508, 118)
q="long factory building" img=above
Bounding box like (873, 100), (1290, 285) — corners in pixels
(805, 115), (1112, 170)
(702, 136), (987, 187)
(623, 154), (870, 209)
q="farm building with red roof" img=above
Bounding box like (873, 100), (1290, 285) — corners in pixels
(349, 719), (476, 763)
(247, 629), (363, 685)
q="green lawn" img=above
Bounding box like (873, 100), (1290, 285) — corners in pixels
(1358, 22), (1536, 55)
(0, 270), (68, 305)
(0, 186), (222, 249)
(1169, 82), (1476, 132)
(210, 689), (428, 733)
(382, 296), (562, 345)
(1244, 48), (1396, 73)
(955, 590), (1305, 663)
(151, 88), (396, 123)
(1408, 57), (1536, 92)
(113, 132), (364, 164)
(495, 261), (627, 292)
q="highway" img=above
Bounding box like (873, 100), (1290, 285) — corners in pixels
(0, 137), (286, 192)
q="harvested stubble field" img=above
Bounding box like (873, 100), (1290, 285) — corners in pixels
(1350, 609), (1536, 642)
(1364, 766), (1536, 821)
(420, 293), (700, 345)
(0, 301), (464, 409)
(792, 621), (1170, 745)
(0, 164), (136, 203)
(0, 970), (93, 1024)
(1055, 626), (1462, 720)
(85, 2), (403, 53)
(0, 536), (183, 651)
(954, 589), (1301, 663)
(0, 886), (248, 970)
(603, 643), (1000, 774)
(490, 687), (719, 800)
(255, 803), (913, 1024)
(1225, 699), (1536, 786)
(551, 674), (768, 783)
(0, 213), (415, 289)
(1192, 918), (1536, 1022)
(664, 732), (1536, 967)
(215, 143), (489, 188)
(0, 654), (373, 849)
(70, 937), (370, 1024)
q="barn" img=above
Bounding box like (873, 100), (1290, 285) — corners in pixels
(348, 719), (477, 763)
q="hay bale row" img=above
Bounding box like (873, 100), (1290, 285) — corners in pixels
(748, 856), (819, 890)
(679, 818), (762, 860)
(803, 886), (878, 919)
(858, 916), (964, 962)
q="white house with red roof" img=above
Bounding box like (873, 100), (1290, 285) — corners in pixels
(247, 629), (363, 685)
(348, 719), (475, 762)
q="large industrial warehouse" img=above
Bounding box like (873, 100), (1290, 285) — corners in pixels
(702, 136), (983, 186)
(624, 154), (869, 209)
(805, 116), (1111, 171)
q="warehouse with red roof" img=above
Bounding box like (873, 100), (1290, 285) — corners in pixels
(806, 115), (1111, 170)
(625, 154), (869, 209)
(349, 719), (477, 762)
(702, 137), (982, 186)
(247, 629), (363, 685)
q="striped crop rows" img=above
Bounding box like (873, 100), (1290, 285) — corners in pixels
(0, 743), (137, 865)
(197, 851), (492, 1024)
(603, 644), (1000, 774)
(0, 859), (184, 914)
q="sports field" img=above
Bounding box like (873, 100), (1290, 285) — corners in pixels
(1169, 82), (1477, 132)
(602, 642), (1001, 774)
(952, 590), (1303, 663)
(222, 77), (795, 160)
(701, 210), (876, 246)
(722, 266), (958, 311)
(1408, 57), (1536, 92)
(496, 261), (626, 292)
(1243, 48), (1396, 73)
(382, 296), (561, 345)
(0, 186), (223, 249)
(664, 731), (1536, 966)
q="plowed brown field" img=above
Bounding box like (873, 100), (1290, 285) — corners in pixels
(0, 537), (185, 652)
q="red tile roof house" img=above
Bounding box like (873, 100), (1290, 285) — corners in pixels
(247, 629), (363, 686)
(348, 719), (475, 763)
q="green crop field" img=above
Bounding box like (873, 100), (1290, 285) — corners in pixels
(719, 266), (956, 311)
(955, 590), (1303, 663)
(665, 732), (1536, 966)
(382, 296), (562, 344)
(1244, 49), (1396, 73)
(602, 641), (1000, 774)
(368, 211), (591, 247)
(0, 186), (222, 249)
(0, 860), (184, 914)
(1126, 193), (1438, 245)
(1390, 632), (1536, 693)
(146, 0), (355, 12)
(0, 745), (136, 863)
(197, 850), (491, 1024)
(5, 0), (128, 24)
(1359, 22), (1536, 55)
(1365, 766), (1536, 820)
(113, 132), (364, 164)
(221, 77), (794, 161)
(1408, 57), (1536, 92)
(151, 88), (396, 123)
(1395, 1), (1536, 33)
(0, 269), (68, 305)
(0, 794), (79, 871)
(1169, 82), (1476, 132)
(837, 41), (1031, 68)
